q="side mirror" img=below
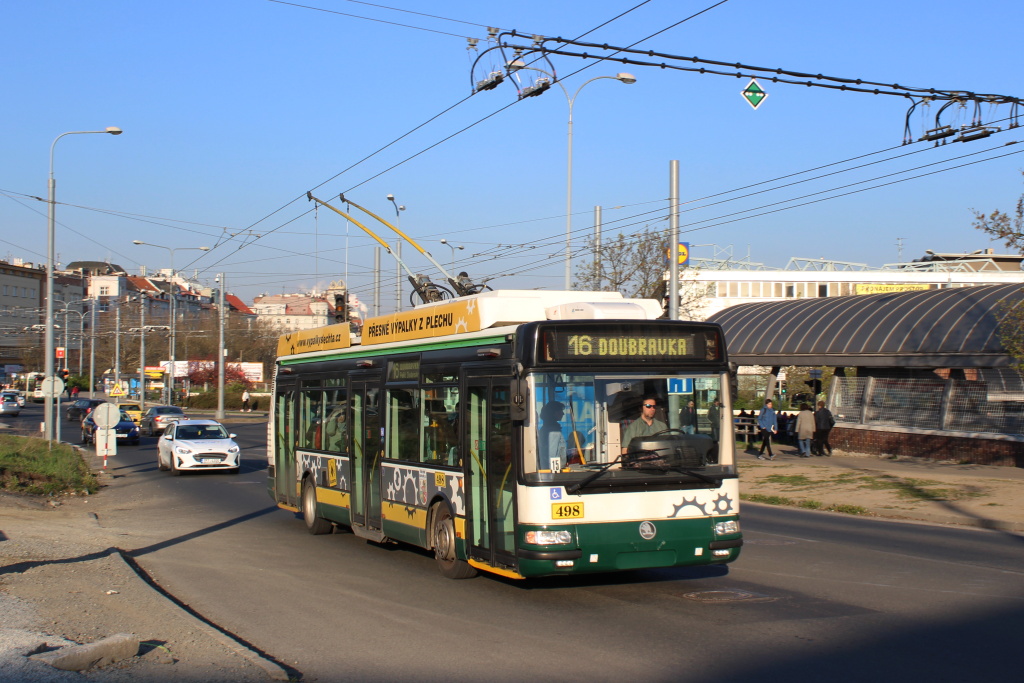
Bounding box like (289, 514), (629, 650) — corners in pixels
(229, 433), (237, 439)
(510, 376), (528, 421)
(162, 433), (173, 440)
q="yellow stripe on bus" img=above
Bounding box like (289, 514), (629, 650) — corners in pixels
(381, 501), (428, 526)
(316, 488), (351, 509)
(468, 559), (525, 580)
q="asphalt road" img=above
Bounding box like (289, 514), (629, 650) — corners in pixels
(6, 405), (1023, 682)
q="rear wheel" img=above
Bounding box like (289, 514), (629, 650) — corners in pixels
(302, 478), (332, 535)
(430, 503), (476, 579)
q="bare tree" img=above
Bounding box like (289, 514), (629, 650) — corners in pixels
(972, 170), (1024, 252)
(574, 226), (668, 298)
(575, 227), (712, 318)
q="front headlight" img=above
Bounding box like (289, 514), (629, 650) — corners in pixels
(174, 445), (193, 456)
(714, 520), (740, 536)
(227, 445), (240, 454)
(524, 530), (573, 545)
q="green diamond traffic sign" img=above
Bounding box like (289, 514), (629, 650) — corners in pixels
(741, 78), (768, 110)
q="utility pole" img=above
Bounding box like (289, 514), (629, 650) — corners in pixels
(139, 294), (146, 409)
(216, 273), (225, 420)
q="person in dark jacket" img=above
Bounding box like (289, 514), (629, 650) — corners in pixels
(680, 399), (698, 434)
(813, 400), (835, 456)
(756, 399), (778, 460)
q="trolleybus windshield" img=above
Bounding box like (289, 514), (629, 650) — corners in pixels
(525, 371), (729, 483)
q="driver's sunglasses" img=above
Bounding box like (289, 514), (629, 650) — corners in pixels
(643, 403), (656, 408)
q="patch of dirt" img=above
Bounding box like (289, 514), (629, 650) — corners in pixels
(0, 494), (279, 682)
(738, 450), (1024, 528)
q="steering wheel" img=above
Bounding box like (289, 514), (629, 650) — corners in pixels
(652, 428), (688, 437)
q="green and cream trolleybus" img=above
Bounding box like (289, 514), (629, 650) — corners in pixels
(268, 290), (742, 579)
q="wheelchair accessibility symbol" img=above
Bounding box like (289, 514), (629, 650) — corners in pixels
(550, 488), (563, 500)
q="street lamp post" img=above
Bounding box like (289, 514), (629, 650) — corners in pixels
(44, 127), (122, 440)
(215, 273), (226, 421)
(507, 63), (636, 289)
(387, 195), (405, 312)
(439, 239), (464, 272)
(132, 241), (210, 404)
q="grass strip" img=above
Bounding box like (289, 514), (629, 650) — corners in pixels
(0, 434), (99, 495)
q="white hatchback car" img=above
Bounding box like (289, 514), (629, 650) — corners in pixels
(157, 419), (241, 475)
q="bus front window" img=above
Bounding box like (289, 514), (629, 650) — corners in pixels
(525, 372), (729, 477)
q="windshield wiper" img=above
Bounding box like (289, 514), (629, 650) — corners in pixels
(566, 455), (623, 494)
(662, 466), (720, 486)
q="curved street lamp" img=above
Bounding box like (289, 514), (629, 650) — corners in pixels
(507, 62), (636, 288)
(439, 238), (464, 272)
(44, 127), (122, 441)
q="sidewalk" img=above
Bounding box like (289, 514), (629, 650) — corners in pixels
(738, 444), (1024, 532)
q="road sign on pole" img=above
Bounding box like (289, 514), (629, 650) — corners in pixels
(91, 403), (120, 429)
(41, 376), (65, 398)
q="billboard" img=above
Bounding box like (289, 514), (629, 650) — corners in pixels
(855, 284), (931, 295)
(160, 360), (264, 382)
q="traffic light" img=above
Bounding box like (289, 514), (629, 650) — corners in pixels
(806, 379), (822, 394)
(333, 293), (348, 324)
(60, 368), (70, 381)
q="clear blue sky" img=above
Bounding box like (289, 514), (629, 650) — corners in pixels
(3, 0), (1022, 312)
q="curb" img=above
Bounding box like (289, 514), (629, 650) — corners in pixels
(110, 551), (291, 681)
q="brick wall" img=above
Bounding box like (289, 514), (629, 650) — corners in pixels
(831, 426), (1024, 468)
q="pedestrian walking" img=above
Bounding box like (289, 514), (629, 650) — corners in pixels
(242, 389), (251, 412)
(756, 399), (778, 460)
(679, 399), (698, 434)
(706, 398), (722, 442)
(795, 403), (815, 457)
(813, 400), (835, 455)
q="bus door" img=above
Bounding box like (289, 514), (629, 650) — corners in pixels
(351, 373), (383, 529)
(465, 376), (516, 567)
(275, 383), (298, 507)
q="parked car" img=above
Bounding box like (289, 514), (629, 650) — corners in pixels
(67, 398), (106, 422)
(81, 410), (140, 446)
(116, 401), (143, 425)
(140, 405), (186, 436)
(0, 394), (21, 417)
(1, 391), (25, 408)
(157, 419), (240, 475)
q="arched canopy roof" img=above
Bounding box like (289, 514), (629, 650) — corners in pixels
(706, 284), (1024, 368)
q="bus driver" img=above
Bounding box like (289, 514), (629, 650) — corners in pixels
(621, 397), (667, 454)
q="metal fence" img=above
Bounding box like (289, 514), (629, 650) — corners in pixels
(829, 376), (1024, 436)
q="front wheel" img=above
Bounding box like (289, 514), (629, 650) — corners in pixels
(157, 452), (169, 471)
(430, 503), (476, 579)
(302, 478), (332, 535)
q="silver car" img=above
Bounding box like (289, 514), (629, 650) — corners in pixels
(0, 395), (21, 417)
(157, 419), (241, 475)
(2, 391), (25, 408)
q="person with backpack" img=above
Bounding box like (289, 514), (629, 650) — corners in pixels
(813, 400), (835, 456)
